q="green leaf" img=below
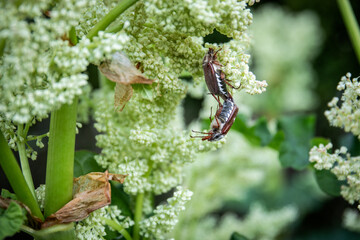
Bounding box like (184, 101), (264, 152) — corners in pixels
(1, 189), (17, 200)
(311, 137), (330, 147)
(252, 117), (272, 146)
(110, 182), (133, 218)
(104, 225), (118, 240)
(230, 232), (249, 240)
(277, 115), (315, 170)
(268, 130), (285, 150)
(315, 169), (344, 196)
(232, 114), (271, 146)
(74, 150), (103, 178)
(132, 84), (154, 100)
(0, 201), (26, 240)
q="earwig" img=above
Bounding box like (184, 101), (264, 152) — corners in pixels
(191, 98), (238, 141)
(203, 48), (240, 101)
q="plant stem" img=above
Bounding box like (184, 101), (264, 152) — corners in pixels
(16, 124), (36, 199)
(23, 223), (76, 240)
(86, 0), (139, 40)
(105, 23), (125, 33)
(133, 192), (144, 240)
(337, 0), (360, 64)
(100, 217), (133, 240)
(0, 132), (44, 221)
(27, 133), (49, 142)
(69, 26), (78, 46)
(0, 38), (5, 57)
(44, 98), (78, 218)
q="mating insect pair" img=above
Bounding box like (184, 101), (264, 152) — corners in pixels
(191, 48), (239, 141)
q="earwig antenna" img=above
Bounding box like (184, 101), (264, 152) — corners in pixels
(191, 130), (212, 134)
(214, 48), (222, 57)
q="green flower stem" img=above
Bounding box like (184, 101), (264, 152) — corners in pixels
(337, 0), (360, 64)
(105, 23), (125, 33)
(133, 162), (153, 240)
(86, 0), (139, 40)
(27, 133), (49, 142)
(69, 26), (78, 46)
(44, 98), (78, 218)
(133, 192), (144, 240)
(22, 223), (76, 240)
(0, 38), (5, 57)
(100, 217), (133, 240)
(0, 132), (44, 221)
(16, 124), (36, 199)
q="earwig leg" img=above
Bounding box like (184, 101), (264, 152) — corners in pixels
(191, 130), (212, 134)
(211, 93), (222, 106)
(209, 106), (213, 122)
(225, 79), (241, 89)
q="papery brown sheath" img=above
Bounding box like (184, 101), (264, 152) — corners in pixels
(99, 52), (154, 111)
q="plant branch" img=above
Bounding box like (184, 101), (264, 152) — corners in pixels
(133, 192), (144, 240)
(44, 98), (78, 218)
(100, 217), (133, 240)
(16, 124), (36, 199)
(86, 0), (139, 40)
(0, 132), (44, 221)
(337, 0), (360, 64)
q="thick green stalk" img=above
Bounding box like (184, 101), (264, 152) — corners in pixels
(44, 98), (78, 218)
(133, 193), (144, 240)
(22, 223), (76, 240)
(86, 0), (139, 40)
(337, 0), (360, 64)
(0, 132), (44, 221)
(16, 124), (36, 199)
(100, 217), (133, 240)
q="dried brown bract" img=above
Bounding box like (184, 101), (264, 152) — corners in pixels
(99, 52), (154, 111)
(41, 171), (126, 228)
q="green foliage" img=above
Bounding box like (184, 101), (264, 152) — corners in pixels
(1, 189), (17, 200)
(74, 150), (104, 178)
(314, 169), (343, 197)
(232, 114), (272, 146)
(110, 182), (133, 218)
(230, 232), (249, 240)
(0, 201), (26, 240)
(310, 137), (330, 148)
(277, 115), (315, 170)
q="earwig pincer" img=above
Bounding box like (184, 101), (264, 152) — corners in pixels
(191, 98), (239, 141)
(203, 48), (240, 102)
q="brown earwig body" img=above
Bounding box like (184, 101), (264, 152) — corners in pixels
(191, 98), (238, 141)
(203, 48), (239, 101)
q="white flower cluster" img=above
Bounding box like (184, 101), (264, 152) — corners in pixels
(309, 73), (360, 210)
(75, 205), (132, 240)
(222, 204), (298, 240)
(343, 208), (360, 232)
(211, 40), (268, 95)
(140, 187), (192, 240)
(0, 0), (90, 125)
(94, 90), (219, 195)
(142, 0), (252, 38)
(325, 73), (360, 138)
(75, 0), (108, 37)
(310, 143), (360, 207)
(35, 184), (46, 211)
(0, 0), (131, 156)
